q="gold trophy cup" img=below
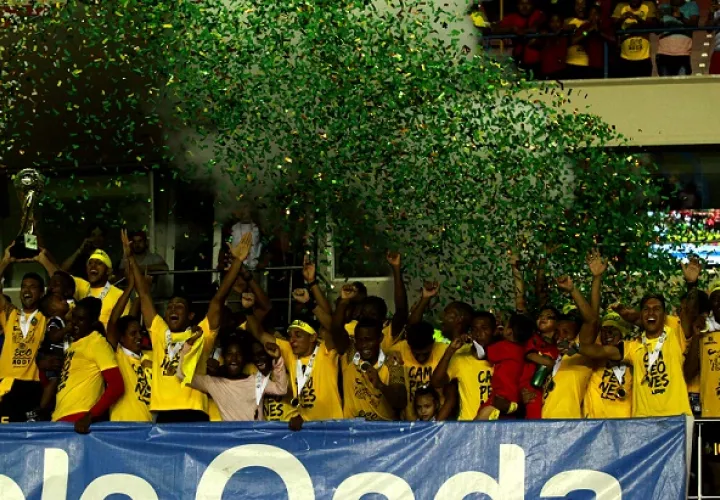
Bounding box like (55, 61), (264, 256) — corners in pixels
(10, 169), (44, 260)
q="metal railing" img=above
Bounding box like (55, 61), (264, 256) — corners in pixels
(481, 25), (719, 79)
(690, 418), (720, 500)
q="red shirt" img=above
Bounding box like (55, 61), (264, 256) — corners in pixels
(540, 37), (568, 76)
(520, 333), (559, 389)
(498, 11), (546, 65)
(487, 339), (525, 403)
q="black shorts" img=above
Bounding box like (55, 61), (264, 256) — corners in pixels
(0, 380), (43, 423)
(155, 410), (209, 423)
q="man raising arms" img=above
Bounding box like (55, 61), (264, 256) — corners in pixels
(126, 229), (254, 423)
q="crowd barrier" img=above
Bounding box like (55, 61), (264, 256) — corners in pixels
(0, 417), (687, 499)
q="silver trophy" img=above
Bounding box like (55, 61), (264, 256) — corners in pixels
(10, 169), (44, 260)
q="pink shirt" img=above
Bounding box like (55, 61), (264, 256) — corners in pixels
(178, 354), (288, 421)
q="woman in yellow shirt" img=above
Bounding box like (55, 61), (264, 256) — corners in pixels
(53, 297), (124, 433)
(564, 0), (593, 79)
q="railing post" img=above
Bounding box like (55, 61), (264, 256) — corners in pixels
(603, 40), (609, 79)
(699, 422), (703, 499)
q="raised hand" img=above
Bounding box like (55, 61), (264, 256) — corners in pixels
(264, 342), (281, 359)
(586, 249), (607, 277)
(387, 251), (401, 268)
(363, 363), (382, 389)
(681, 256), (701, 284)
(422, 281), (440, 299)
(340, 284), (357, 301)
(185, 326), (204, 346)
(229, 232), (254, 263)
(448, 334), (466, 353)
(2, 242), (16, 264)
(120, 229), (132, 258)
(241, 293), (256, 310)
(292, 288), (310, 304)
(556, 275), (574, 293)
(302, 254), (316, 283)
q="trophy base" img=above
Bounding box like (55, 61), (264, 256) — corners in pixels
(9, 236), (40, 260)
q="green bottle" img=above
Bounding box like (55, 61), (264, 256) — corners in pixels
(531, 364), (550, 388)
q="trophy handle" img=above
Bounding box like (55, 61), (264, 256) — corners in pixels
(18, 190), (35, 236)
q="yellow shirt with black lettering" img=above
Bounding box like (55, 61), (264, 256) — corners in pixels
(612, 2), (656, 60)
(277, 339), (342, 421)
(345, 320), (398, 353)
(583, 361), (633, 419)
(73, 277), (129, 327)
(0, 309), (47, 382)
(447, 346), (493, 421)
(389, 340), (447, 420)
(341, 349), (401, 421)
(542, 354), (592, 419)
(565, 18), (590, 66)
(699, 331), (720, 417)
(623, 321), (691, 417)
(110, 348), (152, 422)
(53, 331), (118, 420)
(245, 363), (292, 421)
(149, 315), (213, 413)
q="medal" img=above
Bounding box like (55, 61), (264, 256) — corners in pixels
(547, 380), (556, 392)
(290, 398), (300, 408)
(616, 388), (626, 399)
(359, 361), (371, 373)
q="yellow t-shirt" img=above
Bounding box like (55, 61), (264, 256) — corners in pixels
(699, 331), (720, 417)
(53, 331), (118, 420)
(110, 348), (152, 422)
(277, 339), (342, 421)
(389, 340), (447, 420)
(583, 361), (633, 419)
(345, 320), (398, 353)
(245, 363), (292, 421)
(623, 320), (691, 417)
(613, 2), (656, 61)
(341, 349), (400, 421)
(566, 18), (590, 66)
(73, 277), (129, 327)
(542, 354), (592, 419)
(0, 309), (47, 382)
(148, 315), (213, 413)
(447, 346), (493, 421)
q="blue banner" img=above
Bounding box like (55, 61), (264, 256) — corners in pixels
(0, 417), (687, 499)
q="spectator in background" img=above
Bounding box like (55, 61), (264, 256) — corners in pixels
(656, 0), (699, 76)
(469, 0), (491, 34)
(707, 3), (720, 75)
(117, 231), (168, 280)
(612, 0), (657, 77)
(565, 0), (593, 79)
(494, 0), (546, 78)
(539, 13), (569, 80)
(61, 224), (107, 278)
(585, 4), (616, 78)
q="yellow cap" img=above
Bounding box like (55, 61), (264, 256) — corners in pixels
(708, 279), (720, 296)
(289, 320), (317, 337)
(87, 249), (112, 270)
(562, 303), (577, 315)
(602, 312), (630, 337)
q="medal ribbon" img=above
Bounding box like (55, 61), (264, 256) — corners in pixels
(88, 281), (112, 301)
(19, 310), (39, 339)
(352, 349), (386, 369)
(295, 344), (320, 398)
(642, 330), (667, 375)
(611, 365), (627, 385)
(255, 370), (271, 406)
(551, 354), (564, 379)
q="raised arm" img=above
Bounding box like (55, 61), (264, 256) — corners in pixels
(431, 336), (464, 389)
(106, 257), (135, 350)
(60, 238), (91, 273)
(684, 320), (703, 381)
(264, 345), (288, 396)
(208, 232), (253, 331)
(408, 281), (439, 325)
(330, 285), (355, 355)
(387, 252), (409, 339)
(556, 275), (598, 345)
(245, 310), (278, 347)
(35, 247), (60, 279)
(292, 288), (332, 333)
(244, 271), (272, 322)
(0, 245), (16, 312)
(509, 253), (527, 314)
(122, 229), (157, 327)
(680, 257), (701, 340)
(586, 250), (607, 315)
(302, 255), (332, 314)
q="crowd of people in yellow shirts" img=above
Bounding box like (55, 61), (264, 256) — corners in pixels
(0, 232), (717, 453)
